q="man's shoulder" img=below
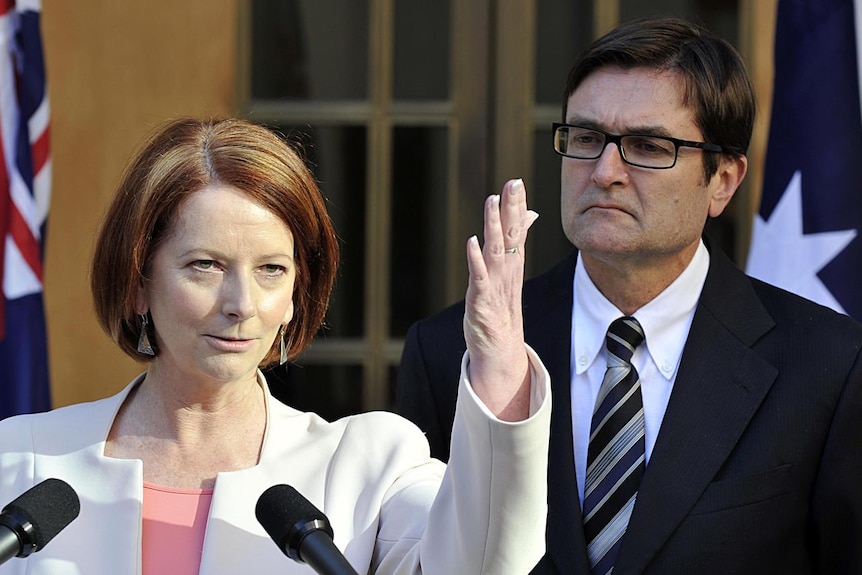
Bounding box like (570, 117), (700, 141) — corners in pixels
(751, 276), (862, 340)
(704, 241), (862, 346)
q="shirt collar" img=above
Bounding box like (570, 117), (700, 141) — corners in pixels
(573, 240), (710, 379)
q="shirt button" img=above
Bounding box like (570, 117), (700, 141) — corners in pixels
(578, 356), (588, 367)
(661, 360), (673, 373)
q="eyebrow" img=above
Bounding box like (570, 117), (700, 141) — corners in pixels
(177, 249), (295, 262)
(565, 117), (676, 139)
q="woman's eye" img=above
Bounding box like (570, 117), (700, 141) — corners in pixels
(262, 264), (286, 276)
(194, 260), (216, 271)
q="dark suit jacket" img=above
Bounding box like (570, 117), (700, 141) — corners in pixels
(396, 241), (862, 574)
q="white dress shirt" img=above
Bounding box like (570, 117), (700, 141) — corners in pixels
(570, 240), (710, 504)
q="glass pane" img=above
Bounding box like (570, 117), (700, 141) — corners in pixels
(530, 125), (573, 278)
(619, 0), (738, 46)
(252, 0), (369, 100)
(393, 0), (450, 100)
(389, 126), (449, 335)
(273, 124), (367, 338)
(264, 363), (364, 420)
(536, 0), (593, 105)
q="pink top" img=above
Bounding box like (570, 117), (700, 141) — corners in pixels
(142, 482), (214, 575)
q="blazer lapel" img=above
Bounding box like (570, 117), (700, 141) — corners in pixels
(614, 243), (779, 575)
(31, 381), (143, 575)
(524, 253), (592, 574)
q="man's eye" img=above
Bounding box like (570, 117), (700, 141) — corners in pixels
(574, 133), (601, 145)
(629, 137), (673, 155)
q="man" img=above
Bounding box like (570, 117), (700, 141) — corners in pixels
(396, 17), (862, 575)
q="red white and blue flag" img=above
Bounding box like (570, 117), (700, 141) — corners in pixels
(747, 0), (862, 318)
(0, 0), (51, 418)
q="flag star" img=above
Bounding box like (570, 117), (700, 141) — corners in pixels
(747, 170), (857, 314)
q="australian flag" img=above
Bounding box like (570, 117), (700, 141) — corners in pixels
(0, 0), (51, 419)
(747, 0), (862, 317)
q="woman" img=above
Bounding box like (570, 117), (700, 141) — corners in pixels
(0, 118), (549, 574)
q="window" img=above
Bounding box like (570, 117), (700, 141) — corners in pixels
(243, 0), (749, 420)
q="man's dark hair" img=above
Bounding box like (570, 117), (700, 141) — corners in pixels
(563, 17), (755, 179)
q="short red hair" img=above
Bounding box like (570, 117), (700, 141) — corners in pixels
(90, 117), (339, 365)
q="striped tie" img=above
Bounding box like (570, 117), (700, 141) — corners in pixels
(583, 316), (646, 575)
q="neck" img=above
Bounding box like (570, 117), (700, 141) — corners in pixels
(105, 369), (268, 489)
(580, 245), (697, 315)
(135, 370), (264, 438)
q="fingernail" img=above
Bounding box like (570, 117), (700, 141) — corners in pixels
(510, 178), (524, 194)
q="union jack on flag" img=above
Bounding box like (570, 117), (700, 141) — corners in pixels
(0, 0), (51, 418)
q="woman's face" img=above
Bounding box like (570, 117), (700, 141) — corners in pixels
(137, 184), (296, 386)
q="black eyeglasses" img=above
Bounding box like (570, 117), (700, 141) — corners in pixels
(552, 123), (736, 169)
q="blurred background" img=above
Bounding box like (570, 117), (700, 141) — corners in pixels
(31, 0), (776, 419)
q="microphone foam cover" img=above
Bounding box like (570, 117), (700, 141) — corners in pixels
(2, 478), (81, 549)
(255, 484), (327, 550)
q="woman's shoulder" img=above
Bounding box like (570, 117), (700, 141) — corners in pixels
(268, 400), (434, 460)
(0, 380), (135, 448)
(338, 410), (434, 462)
(261, 373), (426, 445)
(268, 397), (427, 442)
(0, 393), (113, 426)
(341, 409), (424, 433)
(327, 411), (442, 488)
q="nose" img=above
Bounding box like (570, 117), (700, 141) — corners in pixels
(221, 273), (256, 321)
(591, 140), (629, 188)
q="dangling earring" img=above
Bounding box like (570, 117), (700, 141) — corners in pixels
(137, 313), (155, 356)
(279, 325), (288, 365)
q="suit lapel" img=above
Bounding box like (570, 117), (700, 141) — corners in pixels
(524, 253), (592, 574)
(614, 243), (779, 574)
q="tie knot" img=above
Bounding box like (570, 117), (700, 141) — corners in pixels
(606, 316), (644, 363)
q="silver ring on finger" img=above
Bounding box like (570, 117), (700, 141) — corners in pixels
(504, 246), (519, 254)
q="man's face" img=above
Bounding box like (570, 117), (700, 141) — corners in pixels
(561, 66), (738, 272)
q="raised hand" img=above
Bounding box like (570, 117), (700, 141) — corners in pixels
(463, 179), (538, 421)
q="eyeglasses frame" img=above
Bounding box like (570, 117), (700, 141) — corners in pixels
(551, 122), (739, 169)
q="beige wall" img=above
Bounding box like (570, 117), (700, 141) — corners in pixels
(41, 1), (238, 407)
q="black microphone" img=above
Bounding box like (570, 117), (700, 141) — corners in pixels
(0, 478), (80, 566)
(256, 484), (359, 575)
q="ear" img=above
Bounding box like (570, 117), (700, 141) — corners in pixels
(707, 154), (748, 218)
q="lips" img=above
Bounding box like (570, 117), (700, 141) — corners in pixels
(584, 202), (633, 215)
(205, 335), (256, 352)
(576, 190), (634, 216)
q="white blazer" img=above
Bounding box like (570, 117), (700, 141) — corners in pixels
(0, 350), (550, 575)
